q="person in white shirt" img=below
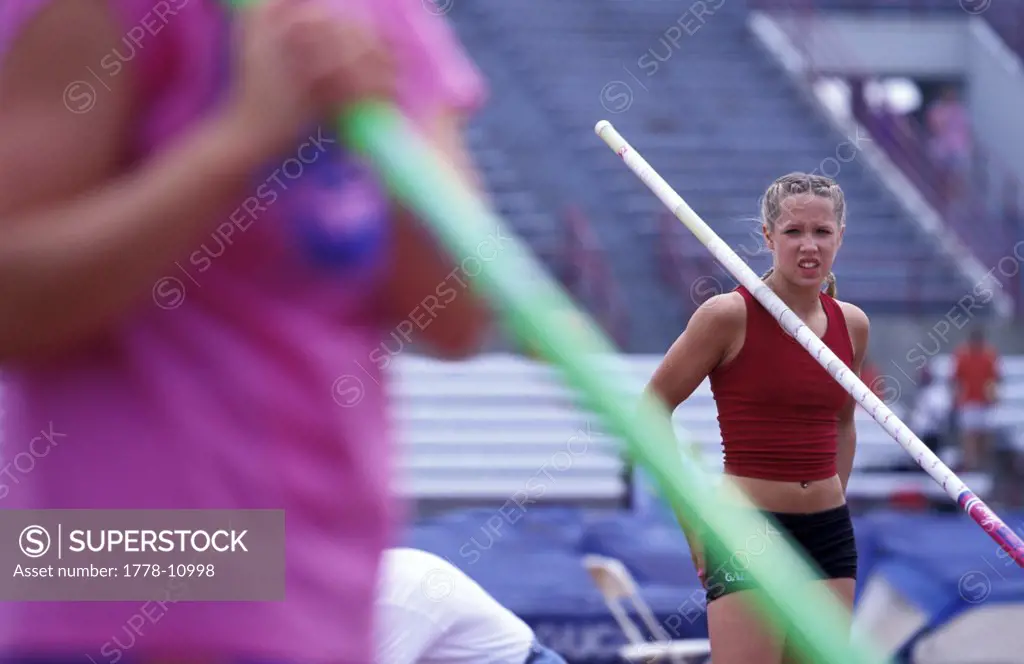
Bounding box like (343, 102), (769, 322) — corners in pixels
(909, 365), (952, 458)
(375, 547), (567, 664)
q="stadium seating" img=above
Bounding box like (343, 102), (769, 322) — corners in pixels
(446, 0), (985, 354)
(393, 352), (1023, 508)
(752, 0), (1024, 304)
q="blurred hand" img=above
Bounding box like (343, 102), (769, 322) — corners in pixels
(690, 541), (706, 587)
(222, 0), (396, 161)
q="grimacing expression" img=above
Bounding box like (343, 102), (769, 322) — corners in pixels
(763, 193), (843, 289)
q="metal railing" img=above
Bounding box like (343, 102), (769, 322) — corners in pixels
(750, 0), (1023, 308)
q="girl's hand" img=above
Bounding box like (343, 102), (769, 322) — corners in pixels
(690, 541), (706, 587)
(222, 0), (396, 162)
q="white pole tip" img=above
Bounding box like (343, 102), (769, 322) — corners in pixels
(594, 120), (611, 135)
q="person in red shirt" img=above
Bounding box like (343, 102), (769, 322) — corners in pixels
(646, 173), (869, 664)
(953, 328), (1001, 471)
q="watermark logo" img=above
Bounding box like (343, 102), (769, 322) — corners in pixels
(150, 128), (336, 309)
(63, 82), (98, 115)
(868, 374), (902, 406)
(420, 568), (455, 601)
(331, 375), (365, 408)
(62, 0), (192, 115)
(960, 0), (992, 15)
(151, 277), (186, 311)
(3, 510), (284, 602)
(599, 81), (634, 114)
(958, 570), (992, 603)
(19, 525), (50, 558)
(598, 0), (727, 114)
(422, 0), (455, 15)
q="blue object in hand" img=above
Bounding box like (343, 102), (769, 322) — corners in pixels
(291, 147), (390, 271)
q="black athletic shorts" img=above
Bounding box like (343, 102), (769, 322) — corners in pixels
(703, 503), (858, 603)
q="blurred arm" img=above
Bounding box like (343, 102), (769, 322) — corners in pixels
(644, 294), (744, 536)
(0, 0), (264, 361)
(837, 302), (871, 493)
(383, 110), (493, 359)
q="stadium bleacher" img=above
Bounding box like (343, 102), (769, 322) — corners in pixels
(392, 353), (1024, 509)
(392, 348), (1024, 661)
(448, 0), (989, 356)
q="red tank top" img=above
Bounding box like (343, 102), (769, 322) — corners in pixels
(708, 286), (855, 482)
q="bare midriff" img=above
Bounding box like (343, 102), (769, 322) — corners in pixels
(719, 473), (846, 514)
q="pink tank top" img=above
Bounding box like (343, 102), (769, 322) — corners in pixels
(0, 1), (484, 662)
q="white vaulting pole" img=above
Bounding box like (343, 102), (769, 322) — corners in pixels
(594, 119), (1024, 566)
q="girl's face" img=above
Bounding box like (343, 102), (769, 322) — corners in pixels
(763, 193), (843, 290)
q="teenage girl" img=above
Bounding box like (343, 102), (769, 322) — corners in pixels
(0, 0), (490, 662)
(647, 173), (870, 663)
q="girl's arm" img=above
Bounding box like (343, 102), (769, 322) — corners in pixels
(644, 293), (745, 534)
(382, 110), (493, 359)
(0, 0), (393, 361)
(375, 0), (495, 360)
(0, 1), (274, 360)
(837, 302), (871, 493)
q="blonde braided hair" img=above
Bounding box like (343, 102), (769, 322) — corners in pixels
(759, 172), (846, 298)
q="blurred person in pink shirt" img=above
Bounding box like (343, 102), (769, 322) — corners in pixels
(926, 86), (972, 203)
(0, 0), (492, 663)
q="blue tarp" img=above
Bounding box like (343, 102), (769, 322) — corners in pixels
(402, 507), (1024, 663)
